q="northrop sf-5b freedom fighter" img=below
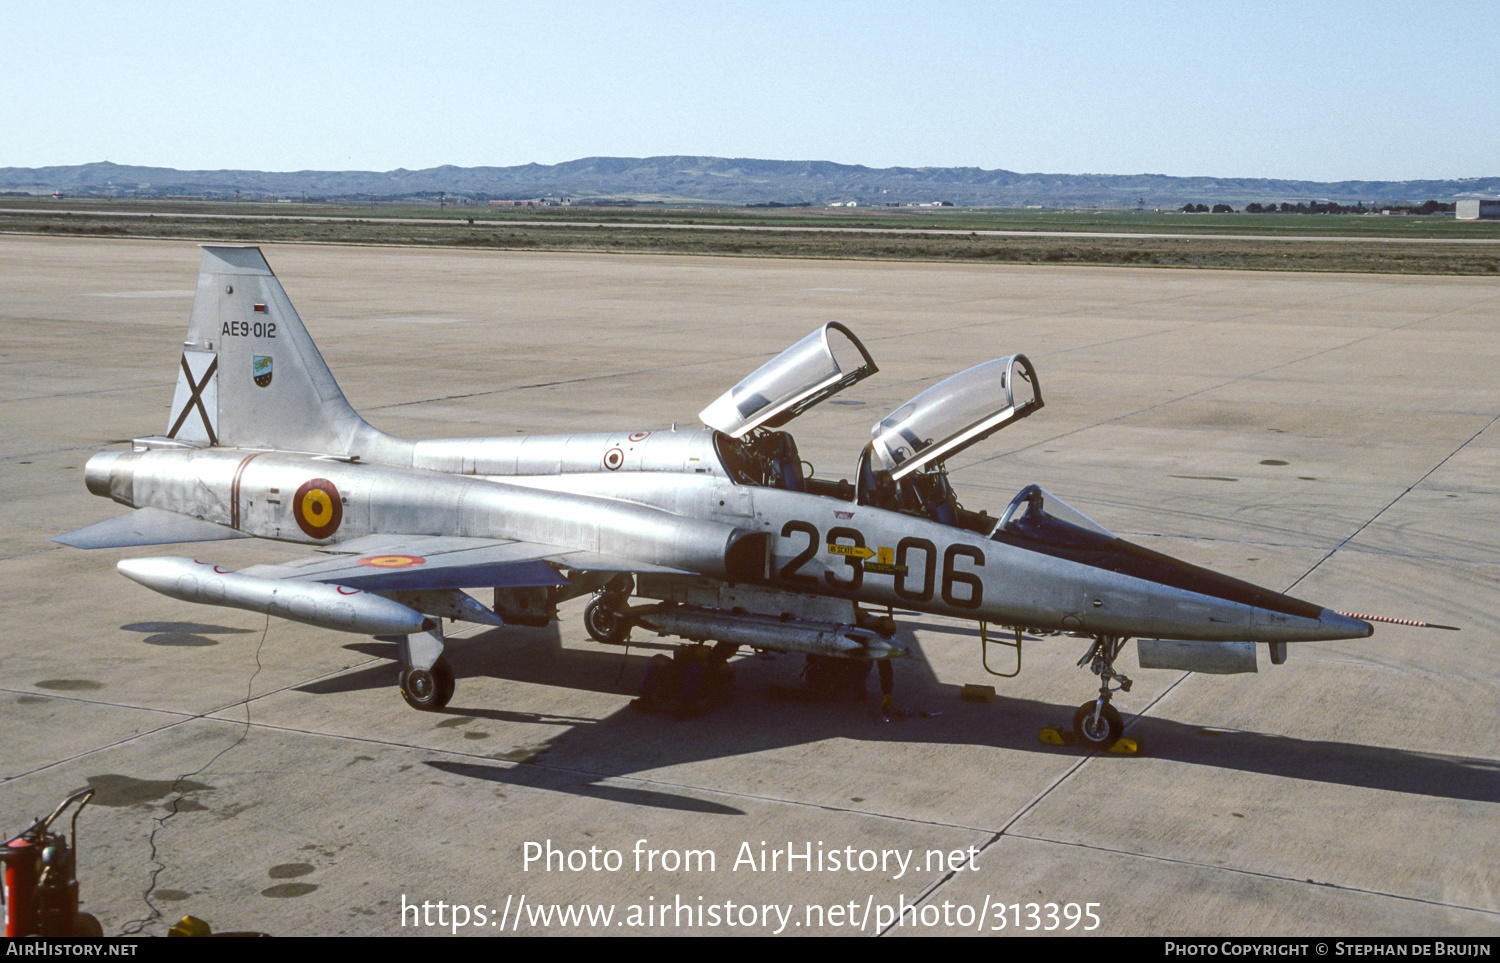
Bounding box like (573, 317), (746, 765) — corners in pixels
(58, 246), (1375, 749)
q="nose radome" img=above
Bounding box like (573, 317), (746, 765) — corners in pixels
(1320, 608), (1374, 639)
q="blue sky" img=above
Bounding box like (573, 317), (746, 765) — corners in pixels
(6, 0), (1494, 181)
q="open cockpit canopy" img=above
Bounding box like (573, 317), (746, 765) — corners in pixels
(868, 354), (1042, 480)
(699, 322), (877, 438)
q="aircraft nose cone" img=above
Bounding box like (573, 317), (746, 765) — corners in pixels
(1319, 608), (1374, 640)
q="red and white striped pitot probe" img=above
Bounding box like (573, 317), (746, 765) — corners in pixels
(1338, 611), (1460, 630)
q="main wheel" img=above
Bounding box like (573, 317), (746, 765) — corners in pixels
(73, 913), (104, 937)
(584, 596), (629, 644)
(401, 655), (455, 711)
(1073, 701), (1123, 750)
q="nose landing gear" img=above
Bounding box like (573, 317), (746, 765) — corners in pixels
(1074, 635), (1132, 750)
(1073, 700), (1124, 750)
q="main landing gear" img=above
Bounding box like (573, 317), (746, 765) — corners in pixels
(1074, 635), (1131, 750)
(583, 577), (635, 646)
(397, 622), (455, 711)
(584, 586), (737, 716)
(400, 656), (455, 711)
(584, 594), (631, 645)
(583, 585), (901, 716)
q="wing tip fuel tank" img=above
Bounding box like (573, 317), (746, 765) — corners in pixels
(117, 557), (434, 636)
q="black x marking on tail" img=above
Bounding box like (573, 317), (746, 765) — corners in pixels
(167, 354), (219, 445)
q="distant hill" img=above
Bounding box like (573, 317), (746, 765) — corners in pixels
(3, 157), (1496, 208)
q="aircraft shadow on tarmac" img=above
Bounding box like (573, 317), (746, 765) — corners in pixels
(121, 621), (260, 647)
(279, 622), (1500, 813)
(422, 760), (747, 815)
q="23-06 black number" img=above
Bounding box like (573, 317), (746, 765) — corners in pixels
(777, 521), (983, 609)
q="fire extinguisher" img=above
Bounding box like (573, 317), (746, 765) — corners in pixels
(2, 789), (103, 937)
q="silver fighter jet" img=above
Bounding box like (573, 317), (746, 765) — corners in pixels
(57, 245), (1373, 749)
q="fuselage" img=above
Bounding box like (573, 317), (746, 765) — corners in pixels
(87, 426), (1371, 646)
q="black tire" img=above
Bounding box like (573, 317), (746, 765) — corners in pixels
(584, 596), (629, 644)
(1073, 701), (1123, 750)
(401, 655), (455, 711)
(73, 913), (104, 938)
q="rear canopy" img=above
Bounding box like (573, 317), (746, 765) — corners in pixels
(699, 323), (877, 438)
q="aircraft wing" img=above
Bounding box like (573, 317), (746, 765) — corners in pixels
(237, 533), (695, 591)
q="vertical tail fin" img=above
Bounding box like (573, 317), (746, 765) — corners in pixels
(165, 245), (403, 459)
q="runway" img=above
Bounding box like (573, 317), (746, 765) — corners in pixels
(2, 236), (1495, 936)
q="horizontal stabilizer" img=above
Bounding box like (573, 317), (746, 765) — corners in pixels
(53, 507), (250, 549)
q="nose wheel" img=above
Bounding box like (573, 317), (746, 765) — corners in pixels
(1073, 700), (1123, 750)
(1073, 635), (1131, 750)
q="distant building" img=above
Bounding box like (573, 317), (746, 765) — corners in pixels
(488, 198), (571, 207)
(1455, 199), (1500, 220)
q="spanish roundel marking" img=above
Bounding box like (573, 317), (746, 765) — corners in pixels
(293, 478), (343, 539)
(355, 554), (427, 568)
(603, 447), (625, 471)
(628, 431), (651, 442)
